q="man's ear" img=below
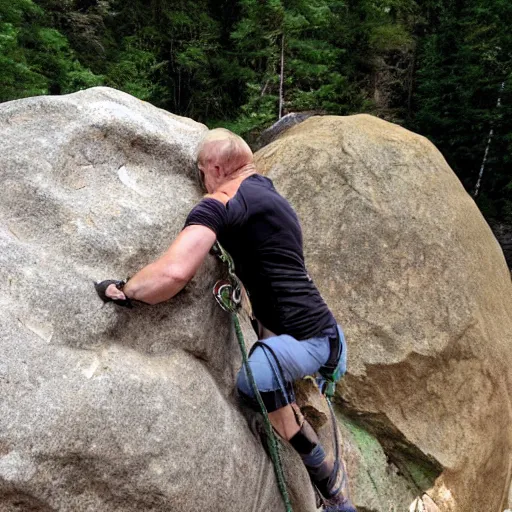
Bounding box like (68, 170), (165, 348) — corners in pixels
(214, 165), (222, 178)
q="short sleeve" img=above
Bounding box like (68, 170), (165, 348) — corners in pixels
(183, 198), (228, 235)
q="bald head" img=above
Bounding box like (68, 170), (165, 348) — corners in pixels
(197, 128), (253, 177)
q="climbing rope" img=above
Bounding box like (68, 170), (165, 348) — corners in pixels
(212, 242), (293, 512)
(317, 356), (354, 505)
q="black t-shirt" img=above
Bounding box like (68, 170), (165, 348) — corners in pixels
(184, 174), (336, 340)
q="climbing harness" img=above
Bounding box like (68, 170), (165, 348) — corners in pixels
(212, 242), (293, 512)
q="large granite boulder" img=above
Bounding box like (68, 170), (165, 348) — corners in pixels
(255, 115), (512, 512)
(0, 88), (319, 512)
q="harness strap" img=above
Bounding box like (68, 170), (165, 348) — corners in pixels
(251, 340), (295, 408)
(323, 330), (341, 373)
(318, 328), (342, 399)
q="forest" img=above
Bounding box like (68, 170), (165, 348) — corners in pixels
(1, 0), (511, 226)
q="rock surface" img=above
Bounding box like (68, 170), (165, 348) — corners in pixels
(4, 88), (511, 512)
(255, 115), (512, 512)
(0, 87), (318, 512)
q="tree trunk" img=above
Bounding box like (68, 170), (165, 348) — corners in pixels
(278, 33), (285, 119)
(407, 46), (416, 121)
(473, 80), (506, 198)
(261, 79), (270, 97)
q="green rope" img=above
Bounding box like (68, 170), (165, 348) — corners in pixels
(213, 243), (293, 512)
(232, 313), (293, 512)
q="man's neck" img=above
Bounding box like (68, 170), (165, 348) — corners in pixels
(216, 165), (257, 199)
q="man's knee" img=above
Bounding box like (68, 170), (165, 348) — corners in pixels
(236, 366), (253, 398)
(236, 363), (295, 412)
(235, 362), (273, 401)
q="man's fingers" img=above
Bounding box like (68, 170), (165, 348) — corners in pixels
(94, 280), (132, 307)
(105, 284), (126, 300)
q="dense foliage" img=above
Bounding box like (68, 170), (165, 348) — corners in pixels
(1, 0), (511, 222)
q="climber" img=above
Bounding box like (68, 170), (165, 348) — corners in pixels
(94, 128), (356, 512)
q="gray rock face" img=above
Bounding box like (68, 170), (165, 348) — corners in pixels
(0, 88), (317, 512)
(255, 115), (512, 512)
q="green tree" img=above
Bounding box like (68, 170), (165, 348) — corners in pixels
(230, 0), (361, 135)
(102, 0), (236, 121)
(1, 0), (49, 100)
(411, 0), (512, 220)
(0, 0), (102, 102)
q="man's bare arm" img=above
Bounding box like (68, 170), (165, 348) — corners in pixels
(108, 225), (216, 305)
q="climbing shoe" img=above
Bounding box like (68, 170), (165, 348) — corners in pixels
(319, 458), (357, 512)
(323, 495), (357, 512)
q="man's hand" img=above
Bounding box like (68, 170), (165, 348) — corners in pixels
(94, 280), (132, 308)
